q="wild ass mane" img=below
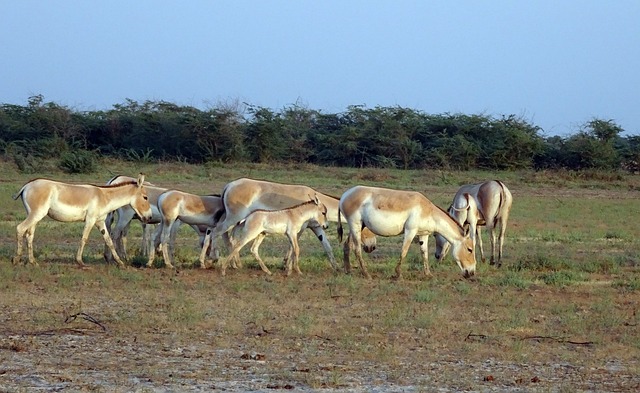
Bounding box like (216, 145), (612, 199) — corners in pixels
(245, 199), (319, 217)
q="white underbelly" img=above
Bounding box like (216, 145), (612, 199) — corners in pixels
(48, 207), (86, 222)
(361, 209), (406, 237)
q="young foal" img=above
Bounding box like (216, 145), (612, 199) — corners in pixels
(13, 173), (152, 267)
(219, 196), (328, 277)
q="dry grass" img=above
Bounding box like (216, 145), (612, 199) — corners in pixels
(0, 159), (639, 391)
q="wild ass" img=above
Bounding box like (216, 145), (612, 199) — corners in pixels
(220, 196), (328, 276)
(338, 185), (476, 279)
(13, 173), (153, 267)
(104, 176), (209, 265)
(104, 175), (170, 262)
(200, 178), (377, 269)
(148, 190), (224, 269)
(435, 180), (513, 267)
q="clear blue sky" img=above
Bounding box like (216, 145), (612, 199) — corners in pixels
(2, 1), (639, 136)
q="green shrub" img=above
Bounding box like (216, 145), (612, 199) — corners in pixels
(59, 149), (97, 173)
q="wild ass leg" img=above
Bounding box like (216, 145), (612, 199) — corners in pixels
(476, 226), (486, 263)
(95, 220), (125, 267)
(285, 233), (302, 276)
(489, 225), (498, 266)
(342, 234), (352, 274)
(342, 238), (352, 274)
(25, 226), (38, 266)
(308, 225), (337, 270)
(282, 243), (294, 271)
(200, 227), (228, 268)
(292, 237), (302, 275)
(249, 233), (272, 275)
(228, 234), (243, 269)
(13, 222), (28, 265)
(282, 231), (298, 270)
(393, 230), (418, 280)
(199, 229), (212, 268)
(104, 211), (115, 263)
(141, 222), (151, 256)
(112, 213), (132, 263)
(160, 219), (176, 269)
(496, 216), (509, 267)
(417, 235), (433, 277)
(12, 230), (24, 265)
(15, 212), (46, 266)
(146, 223), (163, 267)
(220, 226), (260, 276)
(350, 227), (372, 279)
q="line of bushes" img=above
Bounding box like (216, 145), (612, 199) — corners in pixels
(1, 95), (638, 174)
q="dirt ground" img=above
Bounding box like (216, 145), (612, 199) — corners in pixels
(1, 165), (639, 392)
(2, 331), (638, 392)
(1, 266), (638, 393)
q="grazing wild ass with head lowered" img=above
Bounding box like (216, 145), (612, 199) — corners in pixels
(200, 178), (377, 269)
(435, 180), (513, 267)
(338, 185), (476, 279)
(13, 173), (153, 267)
(148, 190), (224, 269)
(220, 196), (328, 276)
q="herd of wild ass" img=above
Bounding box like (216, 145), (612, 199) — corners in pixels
(11, 174), (512, 279)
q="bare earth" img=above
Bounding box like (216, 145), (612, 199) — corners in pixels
(1, 266), (638, 393)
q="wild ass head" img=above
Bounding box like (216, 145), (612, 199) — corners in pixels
(435, 193), (477, 262)
(309, 194), (329, 230)
(130, 173), (153, 223)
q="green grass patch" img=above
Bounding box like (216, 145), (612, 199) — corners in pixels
(539, 270), (588, 287)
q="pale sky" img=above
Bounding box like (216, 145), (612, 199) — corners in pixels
(2, 1), (639, 136)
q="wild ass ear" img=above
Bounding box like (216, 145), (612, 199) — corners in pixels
(137, 173), (145, 187)
(309, 193), (320, 205)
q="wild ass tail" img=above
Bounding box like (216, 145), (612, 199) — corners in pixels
(12, 182), (29, 200)
(494, 180), (507, 227)
(337, 208), (344, 244)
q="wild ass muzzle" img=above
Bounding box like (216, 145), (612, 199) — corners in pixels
(219, 196), (328, 277)
(435, 180), (513, 267)
(13, 173), (153, 267)
(338, 185), (476, 279)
